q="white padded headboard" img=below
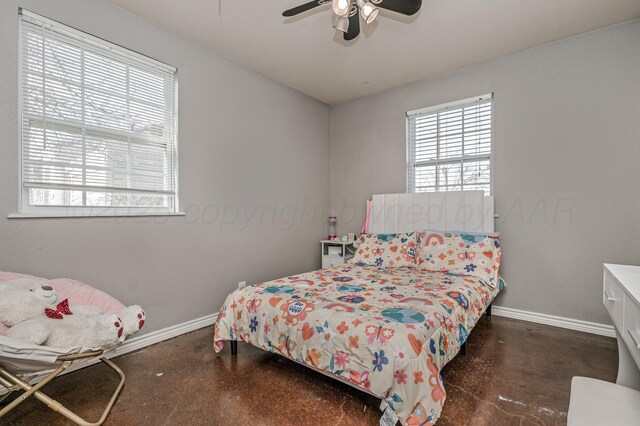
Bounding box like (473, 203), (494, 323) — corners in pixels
(369, 191), (495, 234)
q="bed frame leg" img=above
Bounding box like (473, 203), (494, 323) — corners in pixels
(461, 341), (467, 356)
(230, 341), (237, 356)
(487, 303), (492, 317)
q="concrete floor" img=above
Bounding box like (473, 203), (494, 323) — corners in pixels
(1, 315), (617, 425)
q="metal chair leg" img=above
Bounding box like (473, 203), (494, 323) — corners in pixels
(0, 382), (20, 404)
(231, 341), (238, 355)
(0, 361), (71, 416)
(0, 357), (125, 426)
(54, 358), (125, 426)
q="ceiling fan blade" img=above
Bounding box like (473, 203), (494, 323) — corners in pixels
(376, 0), (422, 16)
(344, 11), (360, 41)
(283, 0), (328, 17)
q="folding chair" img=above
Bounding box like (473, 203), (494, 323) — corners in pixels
(0, 335), (125, 425)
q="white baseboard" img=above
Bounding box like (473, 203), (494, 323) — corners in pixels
(0, 306), (614, 397)
(0, 313), (219, 394)
(112, 313), (218, 357)
(492, 305), (615, 338)
(72, 307), (614, 372)
(64, 313), (218, 374)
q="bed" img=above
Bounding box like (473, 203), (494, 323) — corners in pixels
(213, 191), (501, 425)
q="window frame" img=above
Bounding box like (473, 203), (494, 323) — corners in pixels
(15, 9), (180, 218)
(406, 94), (494, 195)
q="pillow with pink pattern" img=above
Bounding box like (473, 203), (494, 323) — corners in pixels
(348, 232), (418, 268)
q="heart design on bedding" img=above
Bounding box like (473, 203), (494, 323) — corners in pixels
(483, 251), (493, 259)
(269, 297), (282, 307)
(408, 333), (423, 356)
(390, 246), (398, 253)
(302, 322), (314, 340)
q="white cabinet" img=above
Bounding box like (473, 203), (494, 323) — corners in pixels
(603, 263), (640, 389)
(623, 291), (640, 368)
(603, 267), (625, 330)
(321, 240), (354, 268)
(568, 264), (640, 425)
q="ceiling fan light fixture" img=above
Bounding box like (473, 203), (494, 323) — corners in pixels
(332, 0), (351, 16)
(356, 0), (379, 24)
(363, 6), (379, 23)
(282, 0), (422, 41)
(333, 14), (350, 33)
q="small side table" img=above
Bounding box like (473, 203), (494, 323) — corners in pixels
(321, 240), (354, 268)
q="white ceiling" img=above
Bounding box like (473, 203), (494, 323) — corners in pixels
(109, 0), (640, 104)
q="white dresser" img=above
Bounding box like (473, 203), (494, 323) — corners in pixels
(567, 264), (640, 425)
(603, 263), (640, 390)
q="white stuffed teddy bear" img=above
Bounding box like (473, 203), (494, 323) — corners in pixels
(71, 304), (146, 342)
(20, 308), (125, 349)
(0, 279), (59, 343)
(0, 279), (145, 349)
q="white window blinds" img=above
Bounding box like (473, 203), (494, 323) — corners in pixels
(407, 94), (492, 194)
(19, 10), (178, 212)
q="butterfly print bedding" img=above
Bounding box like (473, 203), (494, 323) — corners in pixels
(213, 264), (503, 425)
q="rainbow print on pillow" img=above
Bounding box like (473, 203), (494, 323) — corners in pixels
(417, 231), (501, 286)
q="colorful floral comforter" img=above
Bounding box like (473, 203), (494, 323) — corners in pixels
(213, 265), (503, 425)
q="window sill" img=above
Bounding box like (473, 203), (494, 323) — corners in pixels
(7, 212), (186, 219)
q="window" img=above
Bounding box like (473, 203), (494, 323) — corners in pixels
(407, 94), (492, 194)
(19, 9), (178, 216)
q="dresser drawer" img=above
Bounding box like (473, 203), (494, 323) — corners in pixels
(604, 269), (625, 330)
(623, 296), (640, 367)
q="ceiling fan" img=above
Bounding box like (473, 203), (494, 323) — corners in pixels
(283, 0), (422, 41)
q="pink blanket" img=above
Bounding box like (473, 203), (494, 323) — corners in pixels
(0, 272), (126, 335)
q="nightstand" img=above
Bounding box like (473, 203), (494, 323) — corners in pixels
(321, 240), (355, 268)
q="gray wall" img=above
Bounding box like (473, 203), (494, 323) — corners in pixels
(0, 0), (331, 333)
(330, 20), (640, 324)
(1, 1), (636, 332)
